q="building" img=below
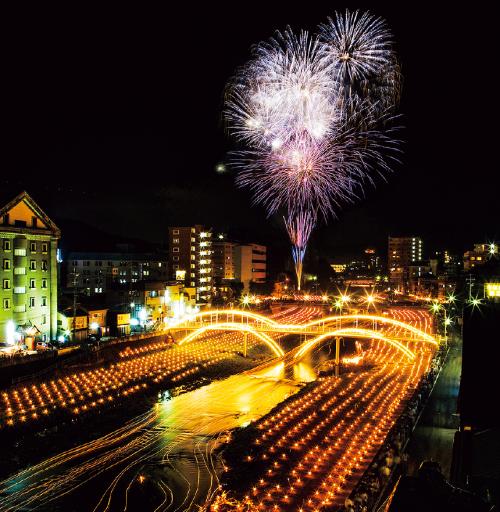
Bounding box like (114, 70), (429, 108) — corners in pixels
(463, 243), (498, 271)
(168, 225), (213, 302)
(65, 250), (167, 295)
(107, 281), (195, 326)
(388, 236), (423, 292)
(212, 236), (236, 282)
(58, 305), (89, 343)
(234, 243), (267, 292)
(1, 191), (60, 344)
(330, 263), (347, 274)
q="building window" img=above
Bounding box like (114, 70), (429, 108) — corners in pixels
(83, 261), (90, 266)
(3, 240), (11, 251)
(32, 217), (38, 228)
(41, 243), (48, 253)
(41, 278), (47, 289)
(3, 298), (10, 309)
(41, 296), (47, 306)
(173, 247), (179, 252)
(30, 260), (36, 270)
(41, 260), (48, 271)
(173, 238), (180, 244)
(30, 242), (37, 252)
(14, 286), (26, 294)
(3, 259), (11, 270)
(42, 315), (47, 324)
(3, 279), (10, 289)
(14, 267), (26, 275)
(173, 229), (179, 234)
(30, 278), (36, 288)
(173, 264), (179, 269)
(14, 248), (26, 256)
(14, 305), (26, 313)
(2, 214), (10, 225)
(29, 297), (35, 307)
(173, 256), (179, 261)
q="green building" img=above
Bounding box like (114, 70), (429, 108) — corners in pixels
(0, 191), (60, 344)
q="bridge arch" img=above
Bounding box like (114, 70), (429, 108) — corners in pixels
(299, 315), (437, 345)
(170, 309), (436, 346)
(294, 328), (416, 361)
(177, 323), (285, 357)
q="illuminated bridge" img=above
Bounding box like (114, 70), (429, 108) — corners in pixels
(169, 309), (438, 362)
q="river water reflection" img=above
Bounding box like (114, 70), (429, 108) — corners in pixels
(0, 341), (344, 512)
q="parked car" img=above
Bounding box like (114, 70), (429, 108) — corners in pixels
(0, 343), (23, 355)
(35, 341), (53, 351)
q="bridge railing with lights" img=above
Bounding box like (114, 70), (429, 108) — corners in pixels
(169, 310), (437, 345)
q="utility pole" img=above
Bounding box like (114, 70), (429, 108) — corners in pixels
(334, 336), (343, 377)
(243, 332), (248, 357)
(72, 271), (79, 343)
(466, 274), (474, 300)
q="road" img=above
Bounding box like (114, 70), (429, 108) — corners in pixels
(406, 334), (462, 479)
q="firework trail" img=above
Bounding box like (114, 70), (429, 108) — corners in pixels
(224, 10), (400, 290)
(284, 210), (315, 291)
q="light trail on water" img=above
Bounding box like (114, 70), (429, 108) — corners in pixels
(0, 307), (318, 512)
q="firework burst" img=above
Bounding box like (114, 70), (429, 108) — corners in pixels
(319, 9), (401, 118)
(224, 28), (337, 149)
(224, 10), (401, 290)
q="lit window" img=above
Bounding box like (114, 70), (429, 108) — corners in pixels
(14, 248), (26, 256)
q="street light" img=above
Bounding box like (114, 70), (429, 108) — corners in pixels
(431, 302), (441, 314)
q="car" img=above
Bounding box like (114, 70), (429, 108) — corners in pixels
(0, 343), (23, 355)
(35, 341), (52, 351)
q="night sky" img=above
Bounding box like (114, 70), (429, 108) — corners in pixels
(4, 4), (498, 264)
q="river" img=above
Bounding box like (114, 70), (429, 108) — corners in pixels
(0, 339), (343, 512)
